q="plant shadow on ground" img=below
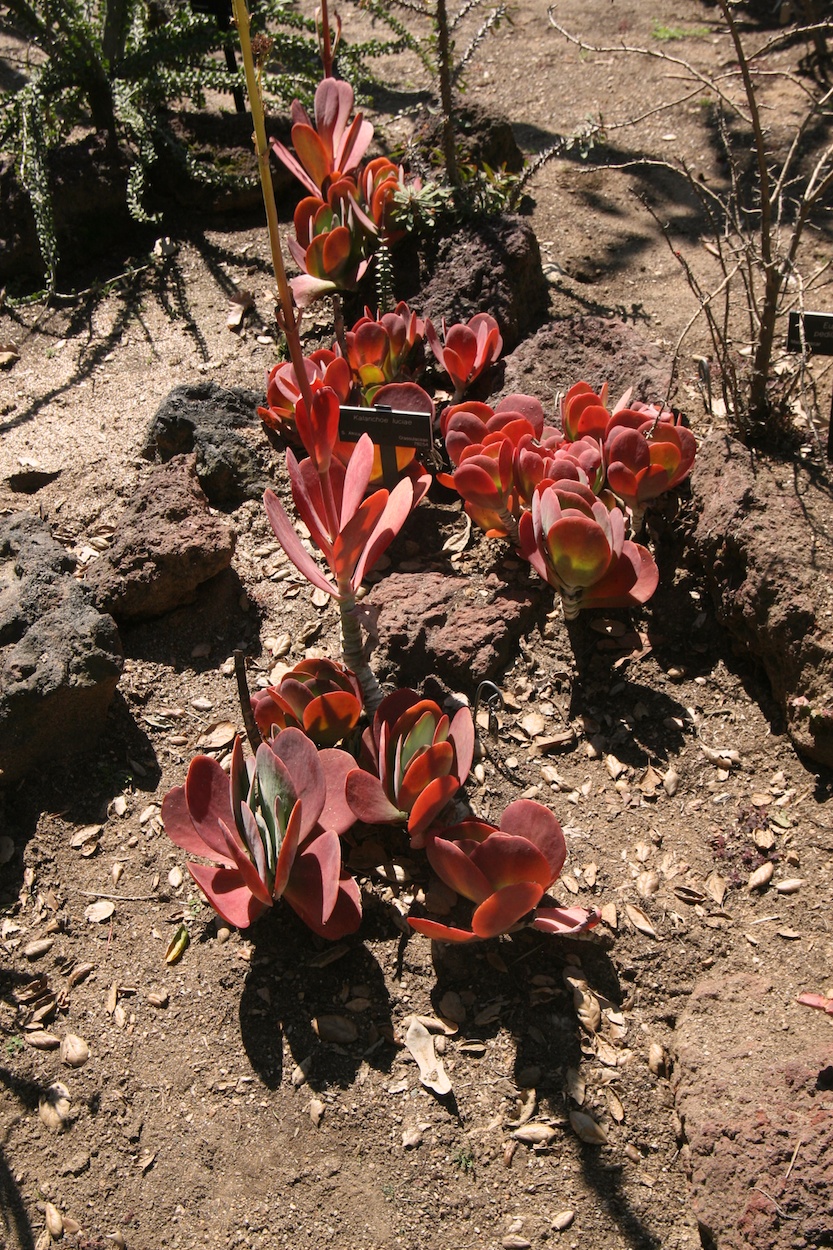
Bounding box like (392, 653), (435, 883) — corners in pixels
(238, 902), (401, 1092)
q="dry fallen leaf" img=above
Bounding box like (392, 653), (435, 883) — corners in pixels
(226, 289), (254, 329)
(625, 903), (658, 938)
(309, 1098), (325, 1127)
(705, 872), (727, 906)
(39, 1081), (71, 1132)
(747, 862), (774, 891)
(404, 1017), (452, 1096)
(196, 721), (237, 751)
(511, 1122), (557, 1146)
(84, 900), (115, 924)
(314, 1015), (359, 1044)
(569, 1110), (608, 1144)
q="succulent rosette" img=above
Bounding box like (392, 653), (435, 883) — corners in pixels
(251, 658), (364, 747)
(162, 730), (361, 937)
(408, 799), (601, 942)
(259, 349), (353, 436)
(343, 303), (425, 402)
(345, 688), (475, 848)
(426, 313), (503, 401)
(604, 411), (697, 512)
(518, 480), (659, 617)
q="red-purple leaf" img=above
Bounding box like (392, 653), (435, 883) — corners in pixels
(407, 916), (478, 943)
(187, 864), (269, 930)
(471, 881), (544, 938)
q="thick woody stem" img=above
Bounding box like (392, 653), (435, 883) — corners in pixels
(339, 593), (384, 713)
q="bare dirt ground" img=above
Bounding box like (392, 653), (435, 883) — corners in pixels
(1, 3), (832, 1249)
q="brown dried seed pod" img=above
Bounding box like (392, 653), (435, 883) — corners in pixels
(44, 1202), (63, 1237)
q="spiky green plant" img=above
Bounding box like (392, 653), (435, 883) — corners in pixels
(0, 0), (412, 291)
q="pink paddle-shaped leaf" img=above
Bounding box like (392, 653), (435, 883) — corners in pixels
(471, 881), (544, 938)
(263, 487), (337, 598)
(289, 123), (331, 191)
(273, 797), (303, 900)
(283, 848), (362, 939)
(187, 864), (269, 930)
(400, 740), (455, 806)
(470, 833), (554, 892)
(345, 767), (404, 824)
(500, 800), (567, 881)
(183, 755), (238, 862)
(407, 774), (461, 846)
(318, 747), (359, 836)
(425, 834), (492, 904)
(269, 136), (320, 197)
(269, 728), (326, 838)
(532, 903), (601, 935)
(332, 492), (388, 584)
(340, 433), (374, 527)
(449, 706), (475, 782)
(353, 475), (417, 587)
(579, 540), (659, 609)
(216, 817), (273, 907)
(162, 784), (234, 864)
(407, 916), (478, 943)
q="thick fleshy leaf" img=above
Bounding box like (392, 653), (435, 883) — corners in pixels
(407, 916), (478, 943)
(470, 833), (554, 891)
(531, 903), (602, 935)
(546, 516), (614, 588)
(339, 433), (374, 525)
(268, 728), (326, 838)
(263, 487), (337, 597)
(290, 123), (331, 192)
(162, 785), (232, 864)
(183, 755), (237, 862)
(253, 741), (296, 847)
(332, 492), (388, 584)
(269, 136), (320, 197)
(216, 817), (273, 907)
(449, 706), (475, 781)
(313, 78), (354, 157)
(471, 881), (544, 938)
(187, 864), (269, 930)
(579, 540), (659, 609)
(425, 834), (493, 903)
(237, 802), (269, 885)
(352, 475), (418, 586)
(318, 747), (359, 836)
(295, 387), (340, 471)
(283, 851), (362, 939)
(500, 800), (566, 881)
(272, 797), (303, 899)
(399, 741), (455, 807)
(345, 767), (405, 824)
(407, 773), (461, 844)
(303, 691), (362, 745)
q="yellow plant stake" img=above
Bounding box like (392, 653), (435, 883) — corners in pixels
(231, 0), (315, 417)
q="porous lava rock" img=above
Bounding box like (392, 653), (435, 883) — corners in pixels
(367, 569), (542, 688)
(142, 381), (278, 507)
(83, 454), (236, 623)
(0, 512), (123, 784)
(499, 315), (672, 403)
(689, 434), (833, 769)
(673, 972), (833, 1250)
(418, 216), (549, 353)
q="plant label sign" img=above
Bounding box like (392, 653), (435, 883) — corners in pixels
(786, 311), (833, 459)
(339, 404), (435, 487)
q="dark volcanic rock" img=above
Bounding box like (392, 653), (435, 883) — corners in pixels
(689, 434), (833, 768)
(367, 569), (542, 688)
(83, 455), (236, 623)
(500, 315), (672, 405)
(0, 513), (123, 784)
(142, 381), (278, 507)
(419, 216), (549, 353)
(673, 972), (833, 1250)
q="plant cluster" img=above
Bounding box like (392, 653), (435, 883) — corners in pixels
(161, 0), (695, 958)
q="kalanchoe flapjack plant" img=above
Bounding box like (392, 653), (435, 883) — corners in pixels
(345, 688), (475, 849)
(518, 480), (659, 620)
(426, 312), (503, 404)
(408, 799), (601, 942)
(263, 386), (431, 708)
(251, 657), (364, 747)
(162, 730), (361, 937)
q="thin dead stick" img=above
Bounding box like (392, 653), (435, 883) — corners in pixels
(784, 1137), (802, 1181)
(78, 891), (158, 902)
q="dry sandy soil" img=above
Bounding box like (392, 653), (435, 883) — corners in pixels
(1, 2), (833, 1249)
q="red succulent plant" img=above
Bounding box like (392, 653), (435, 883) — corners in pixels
(407, 800), (601, 942)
